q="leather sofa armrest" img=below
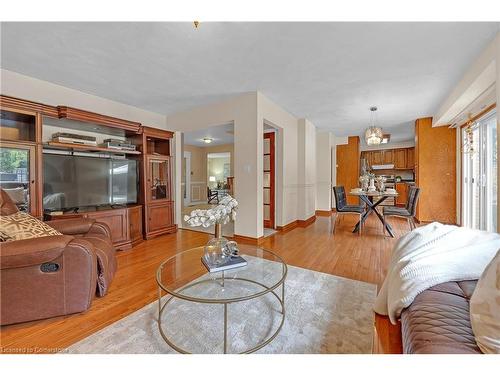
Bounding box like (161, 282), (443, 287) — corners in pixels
(0, 235), (74, 269)
(46, 218), (97, 235)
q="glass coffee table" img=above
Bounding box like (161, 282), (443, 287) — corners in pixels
(156, 244), (287, 354)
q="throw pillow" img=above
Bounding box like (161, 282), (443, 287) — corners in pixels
(470, 249), (500, 354)
(0, 230), (12, 242)
(0, 211), (62, 241)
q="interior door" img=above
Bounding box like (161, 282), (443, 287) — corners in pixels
(263, 132), (275, 229)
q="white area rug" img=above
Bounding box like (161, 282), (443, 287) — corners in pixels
(67, 260), (376, 354)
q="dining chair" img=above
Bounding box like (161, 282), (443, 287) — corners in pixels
(207, 187), (219, 204)
(332, 186), (365, 236)
(382, 186), (421, 235)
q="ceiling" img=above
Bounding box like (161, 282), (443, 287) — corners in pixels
(1, 22), (498, 143)
(184, 123), (234, 147)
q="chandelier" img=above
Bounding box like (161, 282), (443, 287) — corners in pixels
(365, 107), (383, 145)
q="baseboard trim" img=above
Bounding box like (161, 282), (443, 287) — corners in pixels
(232, 234), (266, 245)
(298, 215), (316, 227)
(315, 210), (332, 217)
(276, 220), (299, 232)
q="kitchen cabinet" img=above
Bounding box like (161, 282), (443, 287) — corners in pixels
(395, 183), (409, 206)
(393, 149), (407, 169)
(406, 147), (415, 168)
(371, 150), (384, 165)
(383, 149), (394, 164)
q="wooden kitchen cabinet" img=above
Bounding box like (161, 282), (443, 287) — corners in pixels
(371, 150), (383, 165)
(393, 149), (407, 169)
(406, 147), (415, 168)
(395, 183), (408, 206)
(382, 149), (393, 164)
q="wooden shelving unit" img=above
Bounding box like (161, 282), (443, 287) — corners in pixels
(0, 93), (178, 249)
(45, 141), (142, 155)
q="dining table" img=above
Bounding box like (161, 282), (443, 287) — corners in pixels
(349, 190), (399, 237)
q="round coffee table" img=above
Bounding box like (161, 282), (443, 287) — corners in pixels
(156, 244), (287, 354)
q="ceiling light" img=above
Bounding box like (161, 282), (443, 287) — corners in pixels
(365, 107), (383, 146)
(381, 134), (391, 144)
(203, 137), (213, 144)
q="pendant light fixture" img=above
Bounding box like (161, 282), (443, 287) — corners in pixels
(365, 106), (383, 145)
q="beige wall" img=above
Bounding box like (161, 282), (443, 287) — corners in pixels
(184, 144), (208, 184)
(0, 69), (168, 128)
(205, 143), (234, 179)
(170, 92), (318, 238)
(169, 93), (259, 237)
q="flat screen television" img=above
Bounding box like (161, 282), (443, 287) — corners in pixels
(43, 153), (138, 211)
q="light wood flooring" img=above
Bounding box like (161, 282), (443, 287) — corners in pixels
(0, 213), (411, 354)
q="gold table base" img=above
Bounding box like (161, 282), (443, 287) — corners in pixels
(157, 275), (286, 354)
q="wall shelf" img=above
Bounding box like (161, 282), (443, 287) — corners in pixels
(44, 141), (142, 155)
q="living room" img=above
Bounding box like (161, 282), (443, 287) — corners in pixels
(1, 2), (499, 374)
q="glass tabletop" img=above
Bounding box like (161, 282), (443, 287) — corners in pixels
(156, 244), (287, 303)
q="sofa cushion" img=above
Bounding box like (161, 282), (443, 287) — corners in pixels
(0, 211), (62, 241)
(470, 250), (500, 354)
(401, 281), (481, 354)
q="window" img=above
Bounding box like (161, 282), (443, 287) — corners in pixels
(462, 109), (497, 232)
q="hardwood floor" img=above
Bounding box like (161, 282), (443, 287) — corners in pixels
(0, 213), (410, 354)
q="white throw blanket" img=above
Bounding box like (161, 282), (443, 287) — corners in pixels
(374, 222), (500, 324)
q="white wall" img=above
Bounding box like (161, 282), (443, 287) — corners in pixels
(297, 119), (317, 220)
(331, 136), (349, 209)
(433, 34), (497, 127)
(170, 91), (318, 236)
(167, 93), (260, 238)
(257, 93), (301, 227)
(496, 35), (500, 231)
(435, 32), (500, 229)
(316, 131), (334, 211)
(0, 69), (168, 128)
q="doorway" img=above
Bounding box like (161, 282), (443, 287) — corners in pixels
(264, 132), (275, 228)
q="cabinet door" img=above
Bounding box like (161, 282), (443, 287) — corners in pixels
(87, 208), (128, 244)
(372, 151), (383, 165)
(383, 150), (393, 164)
(394, 149), (407, 169)
(128, 206), (143, 242)
(146, 156), (171, 202)
(365, 151), (373, 166)
(406, 148), (415, 168)
(147, 202), (173, 233)
(395, 183), (408, 206)
(0, 142), (37, 216)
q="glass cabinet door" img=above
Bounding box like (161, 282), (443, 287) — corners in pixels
(147, 157), (170, 201)
(0, 144), (36, 213)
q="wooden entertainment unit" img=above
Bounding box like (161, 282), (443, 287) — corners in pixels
(0, 95), (177, 249)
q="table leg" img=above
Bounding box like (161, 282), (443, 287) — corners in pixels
(352, 195), (396, 237)
(223, 303), (228, 354)
(369, 197), (396, 237)
(353, 195), (372, 233)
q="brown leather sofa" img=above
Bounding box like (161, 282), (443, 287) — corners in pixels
(0, 190), (117, 326)
(401, 280), (481, 354)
